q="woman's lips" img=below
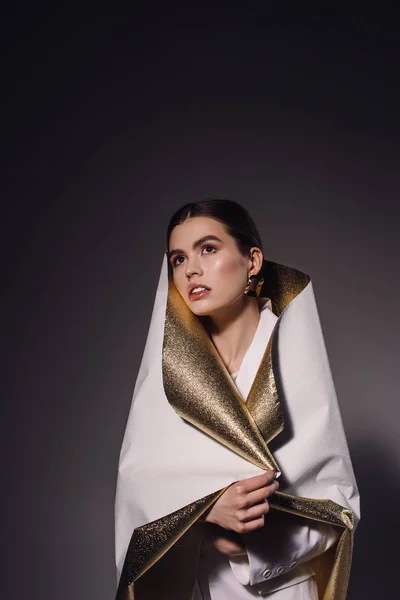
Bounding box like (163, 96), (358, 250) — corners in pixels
(189, 286), (211, 301)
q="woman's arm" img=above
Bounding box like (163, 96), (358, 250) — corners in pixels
(228, 510), (340, 587)
(202, 472), (339, 589)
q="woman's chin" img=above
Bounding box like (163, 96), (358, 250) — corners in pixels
(189, 306), (213, 317)
(187, 299), (218, 317)
(188, 297), (245, 319)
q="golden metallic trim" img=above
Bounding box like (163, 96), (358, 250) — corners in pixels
(246, 335), (283, 443)
(259, 260), (311, 318)
(270, 491), (354, 530)
(162, 279), (279, 472)
(116, 489), (226, 600)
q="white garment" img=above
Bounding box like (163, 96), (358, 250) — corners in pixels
(194, 304), (340, 598)
(195, 541), (319, 599)
(115, 256), (360, 598)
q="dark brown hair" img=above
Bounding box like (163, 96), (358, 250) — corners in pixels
(166, 199), (263, 257)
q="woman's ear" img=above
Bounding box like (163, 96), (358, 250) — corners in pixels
(249, 247), (263, 276)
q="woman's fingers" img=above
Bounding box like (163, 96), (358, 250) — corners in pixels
(242, 481), (279, 508)
(238, 471), (276, 494)
(240, 500), (270, 523)
(234, 515), (266, 533)
(212, 536), (246, 556)
(204, 471), (278, 531)
(230, 478), (279, 532)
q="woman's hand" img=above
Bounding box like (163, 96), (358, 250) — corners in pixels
(201, 524), (247, 556)
(204, 471), (279, 533)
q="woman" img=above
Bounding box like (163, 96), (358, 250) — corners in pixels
(115, 199), (360, 600)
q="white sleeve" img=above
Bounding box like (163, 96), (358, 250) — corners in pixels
(229, 510), (339, 587)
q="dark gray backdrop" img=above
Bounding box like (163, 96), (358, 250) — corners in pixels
(3, 5), (399, 600)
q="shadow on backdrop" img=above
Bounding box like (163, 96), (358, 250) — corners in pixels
(348, 439), (400, 598)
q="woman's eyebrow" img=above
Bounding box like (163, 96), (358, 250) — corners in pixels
(168, 235), (223, 259)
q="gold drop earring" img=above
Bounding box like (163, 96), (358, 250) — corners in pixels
(244, 274), (264, 298)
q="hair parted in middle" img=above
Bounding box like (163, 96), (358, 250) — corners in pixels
(166, 198), (263, 258)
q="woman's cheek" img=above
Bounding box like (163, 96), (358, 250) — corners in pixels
(212, 256), (237, 278)
(215, 257), (243, 285)
(211, 261), (245, 303)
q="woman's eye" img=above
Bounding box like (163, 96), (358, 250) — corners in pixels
(172, 255), (185, 267)
(202, 245), (216, 254)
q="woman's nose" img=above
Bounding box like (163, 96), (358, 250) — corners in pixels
(185, 257), (203, 278)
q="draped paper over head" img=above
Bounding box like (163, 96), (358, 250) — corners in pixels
(114, 255), (359, 600)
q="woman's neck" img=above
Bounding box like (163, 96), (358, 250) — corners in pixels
(205, 298), (260, 375)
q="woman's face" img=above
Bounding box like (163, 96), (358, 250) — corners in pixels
(168, 216), (262, 318)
